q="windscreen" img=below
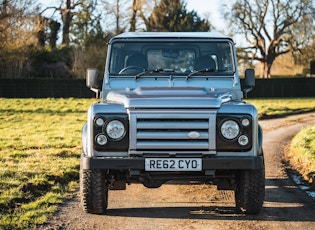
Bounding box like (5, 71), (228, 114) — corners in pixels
(109, 40), (235, 76)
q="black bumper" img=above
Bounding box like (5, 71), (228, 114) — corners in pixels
(81, 156), (264, 170)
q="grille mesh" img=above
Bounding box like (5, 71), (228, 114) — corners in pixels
(130, 111), (216, 152)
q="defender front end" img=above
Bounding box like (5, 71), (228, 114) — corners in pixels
(80, 32), (265, 215)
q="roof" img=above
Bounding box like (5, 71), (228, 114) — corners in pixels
(112, 32), (231, 40)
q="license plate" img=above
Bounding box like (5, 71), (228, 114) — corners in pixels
(145, 158), (202, 171)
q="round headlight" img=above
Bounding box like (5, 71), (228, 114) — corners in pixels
(238, 135), (249, 146)
(106, 120), (126, 140)
(221, 120), (240, 140)
(95, 134), (108, 145)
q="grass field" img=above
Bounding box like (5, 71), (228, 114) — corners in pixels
(0, 98), (96, 229)
(0, 97), (314, 229)
(286, 125), (315, 187)
(246, 98), (315, 119)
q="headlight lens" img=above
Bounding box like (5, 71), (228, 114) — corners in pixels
(106, 120), (126, 140)
(221, 120), (240, 140)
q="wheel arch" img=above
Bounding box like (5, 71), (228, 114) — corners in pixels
(82, 123), (88, 155)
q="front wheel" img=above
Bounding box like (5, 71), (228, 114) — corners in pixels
(80, 169), (108, 214)
(235, 168), (265, 214)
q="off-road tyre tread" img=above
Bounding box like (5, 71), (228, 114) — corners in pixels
(235, 168), (265, 214)
(80, 169), (108, 214)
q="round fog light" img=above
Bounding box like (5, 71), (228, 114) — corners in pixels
(238, 135), (249, 146)
(96, 134), (108, 145)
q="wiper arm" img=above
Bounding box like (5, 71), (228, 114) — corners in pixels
(186, 68), (225, 80)
(135, 69), (175, 80)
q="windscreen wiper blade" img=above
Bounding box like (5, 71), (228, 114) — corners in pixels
(135, 69), (175, 80)
(186, 68), (225, 80)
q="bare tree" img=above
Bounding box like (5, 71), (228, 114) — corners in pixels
(35, 14), (49, 48)
(60, 0), (74, 45)
(0, 0), (10, 33)
(129, 0), (154, 31)
(129, 0), (137, 31)
(225, 0), (314, 78)
(100, 0), (129, 34)
(101, 0), (153, 33)
(0, 0), (34, 35)
(42, 0), (82, 46)
(0, 0), (38, 78)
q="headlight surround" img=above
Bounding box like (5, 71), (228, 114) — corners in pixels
(93, 114), (129, 151)
(216, 114), (253, 151)
(220, 120), (240, 140)
(105, 119), (126, 140)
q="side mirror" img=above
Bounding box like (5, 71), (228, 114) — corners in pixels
(86, 68), (100, 89)
(243, 68), (255, 98)
(86, 68), (101, 98)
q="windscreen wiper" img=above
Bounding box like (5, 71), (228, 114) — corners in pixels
(135, 69), (175, 80)
(186, 68), (226, 80)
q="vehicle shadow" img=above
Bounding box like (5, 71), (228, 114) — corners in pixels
(106, 178), (315, 222)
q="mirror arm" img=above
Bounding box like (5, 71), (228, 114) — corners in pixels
(91, 88), (100, 98)
(243, 87), (253, 98)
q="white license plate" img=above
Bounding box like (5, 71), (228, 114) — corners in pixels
(145, 158), (202, 171)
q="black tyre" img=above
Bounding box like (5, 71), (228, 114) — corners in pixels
(80, 169), (108, 214)
(235, 168), (265, 214)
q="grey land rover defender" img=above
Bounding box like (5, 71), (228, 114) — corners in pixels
(80, 32), (265, 215)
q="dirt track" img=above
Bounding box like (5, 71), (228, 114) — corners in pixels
(38, 112), (315, 230)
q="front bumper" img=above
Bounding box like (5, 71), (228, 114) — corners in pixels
(81, 156), (264, 170)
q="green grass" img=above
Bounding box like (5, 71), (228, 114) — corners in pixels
(0, 98), (96, 229)
(0, 97), (314, 229)
(246, 98), (315, 119)
(286, 125), (315, 186)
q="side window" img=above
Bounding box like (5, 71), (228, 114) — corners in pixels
(219, 43), (234, 72)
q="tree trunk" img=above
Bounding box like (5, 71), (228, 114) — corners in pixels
(129, 0), (137, 31)
(35, 15), (46, 48)
(0, 0), (9, 32)
(261, 60), (273, 78)
(61, 0), (71, 46)
(49, 20), (60, 49)
(266, 62), (272, 79)
(115, 0), (120, 34)
(261, 61), (268, 78)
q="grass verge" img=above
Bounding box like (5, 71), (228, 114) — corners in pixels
(286, 125), (315, 189)
(0, 98), (96, 229)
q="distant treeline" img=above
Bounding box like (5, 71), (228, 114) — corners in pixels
(1, 0), (314, 80)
